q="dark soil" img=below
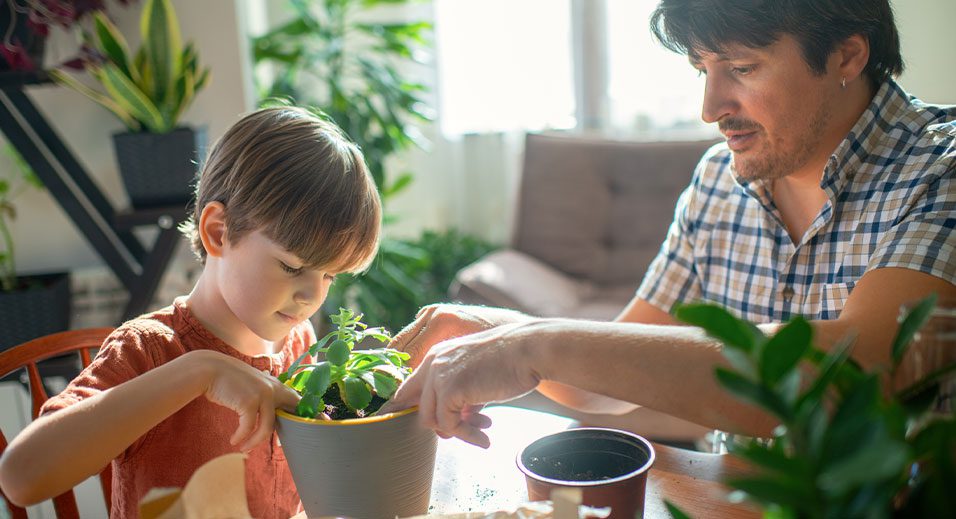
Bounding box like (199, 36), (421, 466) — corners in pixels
(525, 453), (635, 482)
(322, 387), (388, 420)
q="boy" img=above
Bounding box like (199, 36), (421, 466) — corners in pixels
(0, 107), (382, 518)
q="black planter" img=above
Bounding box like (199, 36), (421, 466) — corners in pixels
(0, 3), (46, 71)
(0, 272), (71, 351)
(113, 126), (207, 208)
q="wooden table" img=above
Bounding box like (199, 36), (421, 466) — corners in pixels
(426, 405), (758, 518)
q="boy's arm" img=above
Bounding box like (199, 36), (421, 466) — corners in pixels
(0, 349), (299, 507)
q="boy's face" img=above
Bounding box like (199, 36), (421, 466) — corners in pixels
(691, 34), (841, 181)
(217, 229), (336, 341)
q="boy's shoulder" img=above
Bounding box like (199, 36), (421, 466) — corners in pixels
(107, 302), (182, 353)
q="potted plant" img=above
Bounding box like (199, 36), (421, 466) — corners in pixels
(0, 143), (70, 352)
(666, 294), (955, 518)
(275, 308), (438, 518)
(1, 0), (134, 72)
(49, 0), (209, 207)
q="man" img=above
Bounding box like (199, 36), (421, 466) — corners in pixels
(379, 0), (955, 448)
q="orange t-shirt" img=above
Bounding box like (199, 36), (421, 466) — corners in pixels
(40, 297), (315, 519)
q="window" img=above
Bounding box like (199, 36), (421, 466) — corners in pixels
(435, 0), (575, 135)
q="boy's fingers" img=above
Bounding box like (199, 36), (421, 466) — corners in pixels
(231, 407), (256, 446)
(239, 400), (274, 452)
(274, 382), (300, 412)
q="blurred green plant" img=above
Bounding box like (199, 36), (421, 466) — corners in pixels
(49, 0), (210, 133)
(324, 229), (497, 333)
(251, 0), (430, 198)
(0, 143), (44, 292)
(666, 294), (955, 518)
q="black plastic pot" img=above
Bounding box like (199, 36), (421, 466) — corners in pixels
(518, 427), (656, 518)
(0, 272), (71, 351)
(113, 126), (207, 208)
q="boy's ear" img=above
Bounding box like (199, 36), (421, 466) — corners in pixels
(198, 202), (228, 258)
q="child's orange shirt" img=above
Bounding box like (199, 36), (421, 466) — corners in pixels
(40, 297), (314, 519)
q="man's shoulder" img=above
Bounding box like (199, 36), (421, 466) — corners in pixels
(691, 141), (738, 190)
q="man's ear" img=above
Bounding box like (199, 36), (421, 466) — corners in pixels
(835, 34), (870, 85)
(198, 202), (228, 258)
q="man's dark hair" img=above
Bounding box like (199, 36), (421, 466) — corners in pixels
(650, 0), (903, 87)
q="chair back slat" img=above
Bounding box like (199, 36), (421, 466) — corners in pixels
(0, 328), (115, 519)
(26, 363), (49, 420)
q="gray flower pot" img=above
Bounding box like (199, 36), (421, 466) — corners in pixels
(276, 407), (437, 519)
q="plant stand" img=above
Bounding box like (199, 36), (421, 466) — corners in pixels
(0, 71), (187, 321)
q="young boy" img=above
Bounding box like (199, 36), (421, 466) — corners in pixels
(0, 107), (382, 519)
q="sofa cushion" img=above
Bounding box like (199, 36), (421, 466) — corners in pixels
(514, 133), (718, 286)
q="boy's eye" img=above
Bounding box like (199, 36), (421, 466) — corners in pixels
(280, 262), (303, 275)
(324, 274), (336, 282)
(731, 65), (755, 76)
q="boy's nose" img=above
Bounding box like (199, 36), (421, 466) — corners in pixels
(294, 275), (331, 306)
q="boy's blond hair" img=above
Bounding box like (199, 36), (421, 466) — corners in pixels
(181, 107), (381, 273)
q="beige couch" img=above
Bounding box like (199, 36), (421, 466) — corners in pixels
(451, 132), (718, 320)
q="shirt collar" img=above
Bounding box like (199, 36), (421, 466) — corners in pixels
(821, 79), (912, 197)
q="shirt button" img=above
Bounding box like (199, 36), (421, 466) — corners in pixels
(782, 285), (795, 302)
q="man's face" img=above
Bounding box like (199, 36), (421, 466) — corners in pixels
(691, 35), (840, 181)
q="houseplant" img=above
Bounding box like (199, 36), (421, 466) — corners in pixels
(666, 294), (955, 518)
(49, 0), (209, 207)
(0, 143), (70, 352)
(1, 0), (134, 71)
(275, 307), (437, 518)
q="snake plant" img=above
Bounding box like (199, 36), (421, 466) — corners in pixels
(49, 0), (209, 133)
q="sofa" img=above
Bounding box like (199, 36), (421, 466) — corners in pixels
(450, 132), (719, 320)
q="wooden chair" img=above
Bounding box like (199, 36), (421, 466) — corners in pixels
(0, 328), (114, 519)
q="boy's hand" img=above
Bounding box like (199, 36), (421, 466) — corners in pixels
(198, 352), (300, 452)
(390, 304), (531, 368)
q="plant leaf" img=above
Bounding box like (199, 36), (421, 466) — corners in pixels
(891, 293), (938, 365)
(304, 362), (332, 397)
(664, 501), (692, 519)
(326, 339), (350, 366)
(93, 12), (137, 83)
(342, 377), (372, 411)
(760, 316), (812, 385)
(49, 69), (139, 130)
(715, 368), (792, 421)
(370, 371), (400, 399)
(142, 0), (183, 109)
(674, 303), (764, 352)
(98, 64), (167, 132)
(296, 393), (324, 418)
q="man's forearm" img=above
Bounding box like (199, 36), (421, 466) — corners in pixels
(527, 319), (778, 436)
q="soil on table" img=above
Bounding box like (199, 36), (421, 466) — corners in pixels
(322, 387), (388, 420)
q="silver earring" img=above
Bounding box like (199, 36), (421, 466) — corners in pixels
(841, 77), (847, 89)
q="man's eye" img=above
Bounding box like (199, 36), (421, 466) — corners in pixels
(280, 262), (303, 275)
(731, 65), (755, 76)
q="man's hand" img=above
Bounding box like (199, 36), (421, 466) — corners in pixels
(198, 351), (301, 452)
(381, 321), (543, 448)
(390, 304), (532, 367)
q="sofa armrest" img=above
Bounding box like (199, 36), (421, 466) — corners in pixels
(449, 249), (590, 317)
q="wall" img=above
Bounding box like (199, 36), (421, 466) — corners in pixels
(893, 0), (955, 104)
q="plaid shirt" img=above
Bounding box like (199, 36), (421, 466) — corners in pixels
(637, 80), (956, 323)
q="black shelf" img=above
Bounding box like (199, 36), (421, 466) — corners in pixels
(0, 74), (189, 322)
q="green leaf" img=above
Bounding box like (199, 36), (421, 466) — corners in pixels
(817, 426), (909, 495)
(93, 12), (137, 82)
(142, 0), (183, 109)
(370, 371), (399, 399)
(98, 64), (167, 132)
(760, 317), (812, 385)
(728, 476), (813, 511)
(307, 334), (335, 357)
(326, 339), (350, 366)
(49, 69), (139, 130)
(342, 377), (372, 411)
(664, 501), (692, 519)
(296, 393), (324, 418)
(715, 368), (792, 421)
(304, 362), (332, 397)
(891, 293), (938, 365)
(674, 303), (764, 352)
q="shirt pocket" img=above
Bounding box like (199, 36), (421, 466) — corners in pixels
(819, 282), (855, 320)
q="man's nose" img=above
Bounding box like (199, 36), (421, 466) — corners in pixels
(701, 74), (737, 124)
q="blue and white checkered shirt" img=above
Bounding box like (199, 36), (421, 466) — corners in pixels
(637, 80), (955, 323)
